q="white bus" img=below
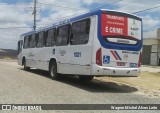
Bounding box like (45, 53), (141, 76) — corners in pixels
(18, 9), (142, 81)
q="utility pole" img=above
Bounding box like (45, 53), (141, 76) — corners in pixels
(33, 0), (37, 30)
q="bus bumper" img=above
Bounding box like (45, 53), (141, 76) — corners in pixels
(92, 64), (140, 77)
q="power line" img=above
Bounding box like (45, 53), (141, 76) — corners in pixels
(90, 0), (124, 11)
(0, 1), (158, 30)
(115, 0), (143, 8)
(0, 1), (159, 33)
(0, 27), (32, 29)
(37, 12), (86, 26)
(0, 20), (35, 23)
(37, 0), (125, 24)
(36, 0), (125, 25)
(37, 12), (84, 22)
(132, 4), (160, 14)
(0, 4), (32, 6)
(37, 1), (81, 6)
(38, 2), (160, 26)
(0, 2), (33, 5)
(0, 3), (33, 7)
(37, 1), (81, 10)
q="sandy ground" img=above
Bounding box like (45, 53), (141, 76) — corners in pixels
(141, 65), (160, 73)
(97, 71), (160, 98)
(0, 59), (160, 113)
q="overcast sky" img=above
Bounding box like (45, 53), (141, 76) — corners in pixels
(0, 0), (160, 49)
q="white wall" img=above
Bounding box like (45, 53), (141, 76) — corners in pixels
(143, 39), (159, 45)
(143, 29), (158, 39)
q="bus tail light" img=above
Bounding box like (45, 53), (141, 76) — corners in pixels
(138, 52), (142, 67)
(96, 48), (102, 66)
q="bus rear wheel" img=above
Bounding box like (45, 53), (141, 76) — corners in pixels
(49, 62), (59, 80)
(23, 60), (30, 71)
(79, 75), (94, 81)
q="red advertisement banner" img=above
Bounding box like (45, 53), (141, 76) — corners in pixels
(101, 14), (128, 36)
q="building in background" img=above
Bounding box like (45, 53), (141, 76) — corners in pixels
(143, 28), (160, 66)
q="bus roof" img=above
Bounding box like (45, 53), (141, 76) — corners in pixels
(20, 9), (142, 37)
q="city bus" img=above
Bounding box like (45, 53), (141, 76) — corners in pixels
(17, 9), (142, 81)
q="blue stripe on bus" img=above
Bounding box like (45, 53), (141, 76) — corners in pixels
(114, 51), (122, 61)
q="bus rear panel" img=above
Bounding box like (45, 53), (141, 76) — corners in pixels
(92, 10), (142, 77)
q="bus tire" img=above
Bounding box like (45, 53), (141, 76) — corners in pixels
(23, 59), (30, 71)
(79, 75), (94, 81)
(49, 62), (59, 80)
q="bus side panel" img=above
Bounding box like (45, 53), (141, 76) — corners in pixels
(57, 45), (70, 74)
(22, 48), (29, 67)
(35, 47), (46, 70)
(27, 47), (37, 68)
(34, 47), (55, 71)
(17, 56), (22, 66)
(91, 16), (104, 75)
(62, 16), (96, 75)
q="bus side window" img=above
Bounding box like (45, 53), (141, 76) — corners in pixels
(71, 18), (90, 45)
(18, 40), (23, 53)
(28, 35), (32, 48)
(20, 40), (23, 50)
(30, 34), (36, 48)
(23, 36), (28, 49)
(46, 28), (56, 47)
(35, 34), (38, 47)
(37, 31), (45, 48)
(44, 31), (48, 47)
(18, 41), (20, 53)
(56, 24), (70, 46)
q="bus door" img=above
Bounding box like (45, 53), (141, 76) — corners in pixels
(56, 25), (70, 73)
(28, 34), (37, 67)
(69, 18), (95, 75)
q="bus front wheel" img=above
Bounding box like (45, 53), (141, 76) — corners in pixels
(79, 75), (94, 81)
(49, 62), (59, 80)
(23, 60), (30, 71)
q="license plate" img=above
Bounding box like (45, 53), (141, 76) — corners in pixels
(117, 62), (125, 66)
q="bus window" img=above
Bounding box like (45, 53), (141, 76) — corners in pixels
(35, 34), (38, 47)
(46, 28), (56, 47)
(30, 34), (36, 48)
(18, 41), (20, 53)
(28, 35), (31, 48)
(71, 19), (90, 45)
(56, 24), (70, 46)
(37, 31), (45, 48)
(23, 36), (29, 49)
(18, 40), (23, 53)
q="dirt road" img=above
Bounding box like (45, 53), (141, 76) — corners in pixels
(0, 60), (159, 113)
(141, 65), (160, 73)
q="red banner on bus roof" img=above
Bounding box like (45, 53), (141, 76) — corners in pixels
(101, 14), (128, 36)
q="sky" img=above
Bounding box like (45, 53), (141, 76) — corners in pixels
(0, 0), (160, 49)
